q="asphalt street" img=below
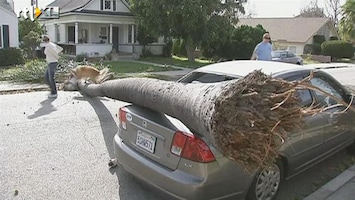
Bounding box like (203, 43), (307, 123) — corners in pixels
(0, 91), (167, 200)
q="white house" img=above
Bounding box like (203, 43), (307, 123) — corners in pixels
(238, 17), (339, 55)
(40, 0), (165, 58)
(0, 0), (19, 49)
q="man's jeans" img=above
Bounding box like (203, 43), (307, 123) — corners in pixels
(44, 62), (58, 94)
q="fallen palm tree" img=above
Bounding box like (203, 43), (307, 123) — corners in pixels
(72, 70), (354, 172)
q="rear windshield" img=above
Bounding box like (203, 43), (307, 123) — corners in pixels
(178, 71), (238, 83)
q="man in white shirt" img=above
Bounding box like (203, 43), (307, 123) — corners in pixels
(41, 35), (63, 98)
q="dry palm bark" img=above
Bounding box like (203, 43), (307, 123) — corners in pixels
(76, 70), (354, 172)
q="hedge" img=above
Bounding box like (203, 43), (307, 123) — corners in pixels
(0, 48), (25, 67)
(321, 41), (354, 59)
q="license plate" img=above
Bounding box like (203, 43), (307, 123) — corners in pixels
(135, 130), (156, 153)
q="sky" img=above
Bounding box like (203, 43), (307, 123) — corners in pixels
(12, 0), (347, 18)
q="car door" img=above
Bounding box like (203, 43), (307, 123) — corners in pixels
(309, 74), (355, 152)
(287, 51), (297, 64)
(279, 74), (329, 173)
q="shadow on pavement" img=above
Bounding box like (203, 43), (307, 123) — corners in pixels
(76, 94), (166, 200)
(27, 98), (57, 119)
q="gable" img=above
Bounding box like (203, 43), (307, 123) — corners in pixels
(0, 0), (14, 13)
(84, 0), (131, 13)
(48, 0), (131, 14)
(238, 17), (336, 43)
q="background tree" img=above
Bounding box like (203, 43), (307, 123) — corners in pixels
(298, 0), (326, 17)
(339, 0), (355, 42)
(324, 0), (343, 28)
(18, 19), (44, 59)
(136, 24), (158, 57)
(128, 0), (247, 61)
(200, 15), (235, 60)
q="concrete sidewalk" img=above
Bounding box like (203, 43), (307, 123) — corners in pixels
(304, 164), (355, 200)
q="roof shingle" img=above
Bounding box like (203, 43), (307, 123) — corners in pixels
(238, 17), (331, 43)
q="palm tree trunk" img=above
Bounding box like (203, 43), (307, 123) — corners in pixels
(77, 71), (306, 171)
(78, 77), (223, 143)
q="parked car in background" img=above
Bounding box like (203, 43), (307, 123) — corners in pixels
(272, 50), (303, 65)
(113, 60), (355, 200)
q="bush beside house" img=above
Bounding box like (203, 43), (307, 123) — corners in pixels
(0, 48), (25, 67)
(321, 40), (354, 60)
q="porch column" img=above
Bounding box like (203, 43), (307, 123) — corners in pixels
(109, 24), (113, 44)
(75, 22), (79, 44)
(53, 24), (58, 42)
(131, 24), (135, 43)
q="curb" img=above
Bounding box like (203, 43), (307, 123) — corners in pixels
(304, 165), (355, 200)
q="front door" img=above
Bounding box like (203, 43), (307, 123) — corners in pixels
(112, 27), (119, 52)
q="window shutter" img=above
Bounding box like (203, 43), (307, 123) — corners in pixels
(113, 0), (116, 11)
(100, 0), (103, 10)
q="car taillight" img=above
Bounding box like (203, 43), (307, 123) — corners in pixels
(171, 131), (215, 163)
(118, 107), (127, 130)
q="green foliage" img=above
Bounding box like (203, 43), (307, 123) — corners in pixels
(136, 24), (157, 46)
(18, 19), (44, 42)
(162, 39), (173, 58)
(215, 25), (265, 60)
(313, 35), (326, 44)
(329, 36), (339, 40)
(21, 31), (42, 59)
(128, 0), (246, 61)
(0, 48), (25, 67)
(75, 53), (89, 62)
(172, 39), (187, 57)
(304, 43), (322, 55)
(321, 40), (354, 59)
(339, 0), (355, 42)
(8, 59), (47, 82)
(18, 19), (44, 59)
(201, 15), (234, 59)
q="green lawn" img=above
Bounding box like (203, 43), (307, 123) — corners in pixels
(139, 55), (213, 69)
(104, 60), (179, 73)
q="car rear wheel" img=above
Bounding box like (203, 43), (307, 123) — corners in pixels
(246, 160), (284, 200)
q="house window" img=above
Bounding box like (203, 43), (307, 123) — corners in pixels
(105, 0), (111, 9)
(113, 0), (116, 11)
(128, 25), (137, 44)
(100, 27), (107, 43)
(2, 25), (9, 48)
(0, 26), (2, 48)
(289, 46), (296, 53)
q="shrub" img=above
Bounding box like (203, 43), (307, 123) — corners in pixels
(313, 35), (326, 44)
(321, 40), (354, 59)
(0, 48), (25, 67)
(303, 43), (322, 55)
(329, 36), (338, 41)
(8, 59), (47, 82)
(171, 39), (187, 57)
(75, 53), (88, 62)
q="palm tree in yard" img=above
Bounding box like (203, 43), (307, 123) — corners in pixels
(72, 70), (354, 172)
(339, 0), (355, 42)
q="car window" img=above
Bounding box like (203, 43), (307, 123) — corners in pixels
(272, 51), (281, 58)
(310, 77), (345, 107)
(295, 89), (313, 107)
(287, 52), (296, 57)
(178, 72), (237, 83)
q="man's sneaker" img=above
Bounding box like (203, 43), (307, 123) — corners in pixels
(48, 93), (58, 98)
